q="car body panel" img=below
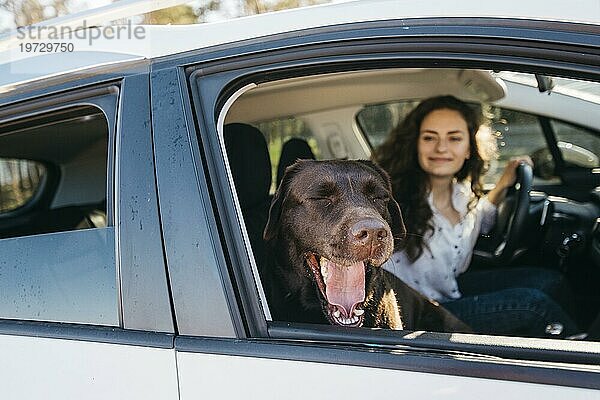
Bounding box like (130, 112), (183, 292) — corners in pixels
(177, 351), (597, 399)
(0, 332), (179, 400)
(175, 335), (600, 395)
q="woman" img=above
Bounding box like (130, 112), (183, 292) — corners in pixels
(374, 95), (577, 338)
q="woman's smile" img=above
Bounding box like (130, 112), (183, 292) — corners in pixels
(429, 157), (453, 162)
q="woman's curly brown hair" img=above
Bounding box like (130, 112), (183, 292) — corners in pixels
(373, 95), (488, 262)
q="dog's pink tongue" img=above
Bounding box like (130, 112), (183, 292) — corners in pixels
(324, 261), (365, 318)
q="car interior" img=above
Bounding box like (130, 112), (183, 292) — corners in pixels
(0, 105), (108, 239)
(222, 67), (600, 340)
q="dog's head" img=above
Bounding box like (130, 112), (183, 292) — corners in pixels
(264, 160), (405, 327)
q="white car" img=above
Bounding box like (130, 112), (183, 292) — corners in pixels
(0, 0), (599, 398)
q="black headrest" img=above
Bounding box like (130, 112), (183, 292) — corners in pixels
(224, 123), (272, 210)
(276, 137), (316, 186)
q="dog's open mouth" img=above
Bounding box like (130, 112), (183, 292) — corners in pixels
(305, 253), (367, 327)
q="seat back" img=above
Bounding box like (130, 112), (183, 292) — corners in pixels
(276, 137), (316, 187)
(224, 123), (272, 274)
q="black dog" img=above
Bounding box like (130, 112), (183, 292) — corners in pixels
(262, 159), (470, 332)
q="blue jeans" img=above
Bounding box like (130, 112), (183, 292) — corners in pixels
(442, 268), (578, 338)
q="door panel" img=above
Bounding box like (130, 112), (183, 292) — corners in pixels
(177, 350), (597, 399)
(0, 333), (179, 399)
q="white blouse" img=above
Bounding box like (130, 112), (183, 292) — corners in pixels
(383, 181), (497, 302)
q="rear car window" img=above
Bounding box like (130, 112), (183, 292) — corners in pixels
(356, 101), (418, 149)
(0, 100), (117, 326)
(551, 120), (600, 168)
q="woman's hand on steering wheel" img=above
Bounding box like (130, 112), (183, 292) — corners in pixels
(488, 156), (534, 205)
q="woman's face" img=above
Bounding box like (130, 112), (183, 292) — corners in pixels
(417, 108), (471, 179)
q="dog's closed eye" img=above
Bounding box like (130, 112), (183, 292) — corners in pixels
(308, 197), (334, 207)
(371, 195), (389, 203)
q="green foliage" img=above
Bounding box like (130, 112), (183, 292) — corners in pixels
(0, 0), (333, 31)
(143, 5), (198, 25)
(244, 0), (329, 15)
(1, 0), (70, 27)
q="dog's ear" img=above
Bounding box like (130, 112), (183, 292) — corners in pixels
(263, 161), (304, 242)
(387, 195), (406, 244)
(357, 160), (406, 242)
(263, 185), (284, 242)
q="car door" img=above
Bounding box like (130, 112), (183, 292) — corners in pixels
(0, 67), (178, 399)
(150, 15), (600, 399)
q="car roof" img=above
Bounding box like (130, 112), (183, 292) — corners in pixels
(0, 0), (599, 94)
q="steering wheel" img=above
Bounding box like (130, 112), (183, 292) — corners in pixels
(475, 162), (533, 266)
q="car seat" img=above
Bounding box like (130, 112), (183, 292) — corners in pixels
(276, 137), (316, 187)
(224, 123), (272, 276)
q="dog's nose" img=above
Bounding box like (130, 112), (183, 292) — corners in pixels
(350, 218), (388, 246)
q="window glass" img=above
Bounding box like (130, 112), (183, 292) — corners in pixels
(0, 159), (45, 212)
(356, 101), (418, 148)
(0, 228), (117, 325)
(0, 106), (108, 238)
(0, 104), (115, 325)
(485, 107), (553, 185)
(496, 71), (600, 105)
(551, 120), (600, 168)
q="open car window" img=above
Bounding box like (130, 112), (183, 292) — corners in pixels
(219, 66), (600, 343)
